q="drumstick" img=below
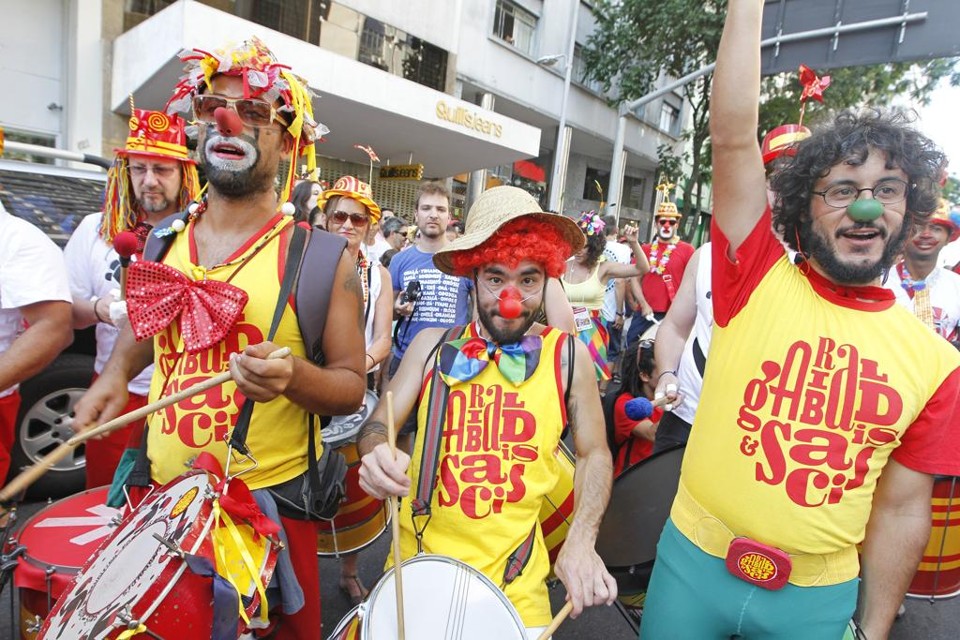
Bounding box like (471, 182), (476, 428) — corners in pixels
(0, 346), (292, 502)
(386, 391), (406, 640)
(536, 601), (573, 640)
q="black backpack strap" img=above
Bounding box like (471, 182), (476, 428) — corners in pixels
(560, 332), (575, 440)
(141, 209), (191, 263)
(295, 228), (348, 365)
(229, 224), (307, 455)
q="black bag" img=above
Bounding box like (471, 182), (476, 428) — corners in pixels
(267, 439), (347, 521)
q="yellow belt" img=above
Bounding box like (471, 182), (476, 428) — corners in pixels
(670, 481), (860, 587)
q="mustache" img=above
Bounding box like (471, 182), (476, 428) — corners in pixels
(203, 133), (258, 154)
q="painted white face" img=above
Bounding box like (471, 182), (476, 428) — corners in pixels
(656, 216), (679, 241)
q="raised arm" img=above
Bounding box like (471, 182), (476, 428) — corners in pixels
(599, 225), (649, 279)
(712, 0), (769, 253)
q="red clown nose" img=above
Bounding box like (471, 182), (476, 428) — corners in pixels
(214, 106), (244, 137)
(498, 287), (523, 319)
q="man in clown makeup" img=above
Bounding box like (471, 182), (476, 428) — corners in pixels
(358, 186), (617, 638)
(625, 199), (695, 349)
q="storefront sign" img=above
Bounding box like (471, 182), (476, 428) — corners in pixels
(435, 100), (503, 138)
(379, 164), (424, 180)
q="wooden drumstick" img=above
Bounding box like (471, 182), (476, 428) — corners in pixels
(0, 346), (292, 502)
(386, 391), (406, 640)
(536, 601), (573, 640)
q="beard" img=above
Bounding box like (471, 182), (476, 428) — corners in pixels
(138, 192), (174, 214)
(200, 132), (274, 198)
(476, 300), (537, 345)
(800, 217), (908, 285)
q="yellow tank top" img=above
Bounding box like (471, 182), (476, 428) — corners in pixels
(392, 323), (568, 627)
(146, 215), (317, 489)
(562, 264), (605, 310)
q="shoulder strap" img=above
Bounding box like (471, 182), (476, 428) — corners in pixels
(296, 228), (347, 365)
(229, 224), (308, 454)
(410, 325), (465, 521)
(142, 209), (191, 263)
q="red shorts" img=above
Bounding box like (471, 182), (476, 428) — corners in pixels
(84, 387), (147, 490)
(0, 391), (22, 489)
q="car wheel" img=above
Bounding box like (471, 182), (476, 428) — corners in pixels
(7, 353), (94, 499)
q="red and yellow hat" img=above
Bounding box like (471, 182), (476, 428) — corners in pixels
(116, 109), (194, 163)
(930, 198), (960, 242)
(761, 124), (811, 166)
(655, 200), (682, 220)
(317, 175), (382, 223)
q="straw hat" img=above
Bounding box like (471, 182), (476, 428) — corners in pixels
(655, 200), (682, 220)
(434, 186), (585, 275)
(317, 175), (382, 222)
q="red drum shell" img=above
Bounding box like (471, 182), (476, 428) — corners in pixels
(539, 442), (575, 577)
(907, 476), (960, 599)
(12, 487), (114, 639)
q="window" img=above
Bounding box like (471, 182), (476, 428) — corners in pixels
(621, 175), (645, 210)
(572, 45), (603, 94)
(659, 102), (681, 136)
(493, 0), (537, 55)
(583, 167), (609, 201)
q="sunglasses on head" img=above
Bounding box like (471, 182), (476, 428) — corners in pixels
(192, 95), (283, 128)
(658, 219), (678, 227)
(330, 210), (370, 227)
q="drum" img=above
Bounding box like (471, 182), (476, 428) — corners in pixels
(359, 554), (527, 639)
(11, 487), (115, 639)
(907, 475), (960, 599)
(326, 605), (361, 640)
(38, 470), (279, 639)
(595, 445), (685, 610)
(539, 442), (575, 578)
(318, 390), (390, 557)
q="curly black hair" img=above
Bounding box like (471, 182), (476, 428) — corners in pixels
(579, 233), (607, 269)
(619, 339), (656, 398)
(770, 109), (945, 254)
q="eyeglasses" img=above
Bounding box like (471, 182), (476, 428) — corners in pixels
(330, 210), (370, 227)
(129, 164), (177, 179)
(192, 95), (283, 128)
(812, 178), (911, 209)
(657, 219), (678, 227)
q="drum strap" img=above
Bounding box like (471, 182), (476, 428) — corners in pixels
(410, 326), (466, 543)
(503, 523), (537, 585)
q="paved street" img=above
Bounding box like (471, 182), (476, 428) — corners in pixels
(2, 498), (957, 638)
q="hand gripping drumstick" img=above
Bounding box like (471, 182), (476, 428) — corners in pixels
(537, 601), (573, 640)
(0, 346), (292, 503)
(386, 391), (406, 640)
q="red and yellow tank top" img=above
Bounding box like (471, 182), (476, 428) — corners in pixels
(146, 215), (317, 489)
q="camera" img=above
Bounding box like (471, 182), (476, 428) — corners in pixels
(400, 280), (422, 305)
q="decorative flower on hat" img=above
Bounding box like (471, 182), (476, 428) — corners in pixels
(164, 37), (327, 205)
(577, 210), (605, 236)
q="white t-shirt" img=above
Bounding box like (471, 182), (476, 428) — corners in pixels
(62, 213), (154, 396)
(886, 264), (960, 342)
(361, 260), (384, 358)
(601, 239), (632, 322)
(673, 243), (713, 426)
(365, 235), (393, 267)
(0, 202), (72, 397)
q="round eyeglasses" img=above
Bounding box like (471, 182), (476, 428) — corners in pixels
(811, 178), (911, 209)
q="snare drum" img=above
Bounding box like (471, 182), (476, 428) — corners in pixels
(11, 487), (115, 639)
(907, 476), (960, 599)
(358, 554), (527, 639)
(38, 470), (279, 639)
(539, 442), (575, 578)
(318, 390), (390, 557)
(326, 605), (361, 640)
(595, 445), (684, 610)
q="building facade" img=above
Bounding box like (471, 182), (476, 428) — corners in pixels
(2, 0), (689, 227)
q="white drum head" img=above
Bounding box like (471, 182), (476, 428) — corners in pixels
(361, 555), (526, 640)
(323, 389), (378, 448)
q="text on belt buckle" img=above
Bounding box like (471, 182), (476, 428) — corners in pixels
(724, 537), (791, 590)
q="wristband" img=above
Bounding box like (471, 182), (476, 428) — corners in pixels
(657, 369), (677, 380)
(91, 296), (107, 323)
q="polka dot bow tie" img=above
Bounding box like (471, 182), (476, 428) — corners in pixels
(438, 335), (542, 387)
(126, 261), (249, 354)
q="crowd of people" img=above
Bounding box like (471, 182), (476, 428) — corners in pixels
(2, 4), (960, 638)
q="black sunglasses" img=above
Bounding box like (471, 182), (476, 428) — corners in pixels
(330, 210), (370, 227)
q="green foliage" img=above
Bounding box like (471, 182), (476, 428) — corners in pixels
(583, 0), (958, 218)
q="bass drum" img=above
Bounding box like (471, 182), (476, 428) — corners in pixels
(595, 445), (684, 611)
(539, 442), (575, 581)
(907, 475), (960, 600)
(360, 555), (527, 640)
(318, 390), (390, 556)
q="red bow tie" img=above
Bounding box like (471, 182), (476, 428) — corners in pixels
(126, 261), (248, 354)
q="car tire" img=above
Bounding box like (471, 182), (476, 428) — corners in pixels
(7, 353), (94, 499)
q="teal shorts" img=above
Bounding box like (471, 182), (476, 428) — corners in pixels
(639, 519), (859, 639)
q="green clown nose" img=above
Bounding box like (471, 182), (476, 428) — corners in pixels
(846, 199), (884, 222)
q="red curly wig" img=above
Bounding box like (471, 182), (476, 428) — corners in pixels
(448, 217), (572, 278)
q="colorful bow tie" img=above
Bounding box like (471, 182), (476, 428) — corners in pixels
(126, 261), (249, 354)
(438, 335), (542, 387)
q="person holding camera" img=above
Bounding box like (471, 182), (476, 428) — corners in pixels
(387, 182), (473, 382)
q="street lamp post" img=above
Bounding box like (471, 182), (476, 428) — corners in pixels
(544, 0), (579, 214)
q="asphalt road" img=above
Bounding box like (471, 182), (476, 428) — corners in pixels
(1, 499), (957, 639)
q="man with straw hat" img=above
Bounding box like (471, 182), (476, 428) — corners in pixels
(63, 107), (200, 490)
(358, 185), (618, 637)
(73, 38), (366, 637)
